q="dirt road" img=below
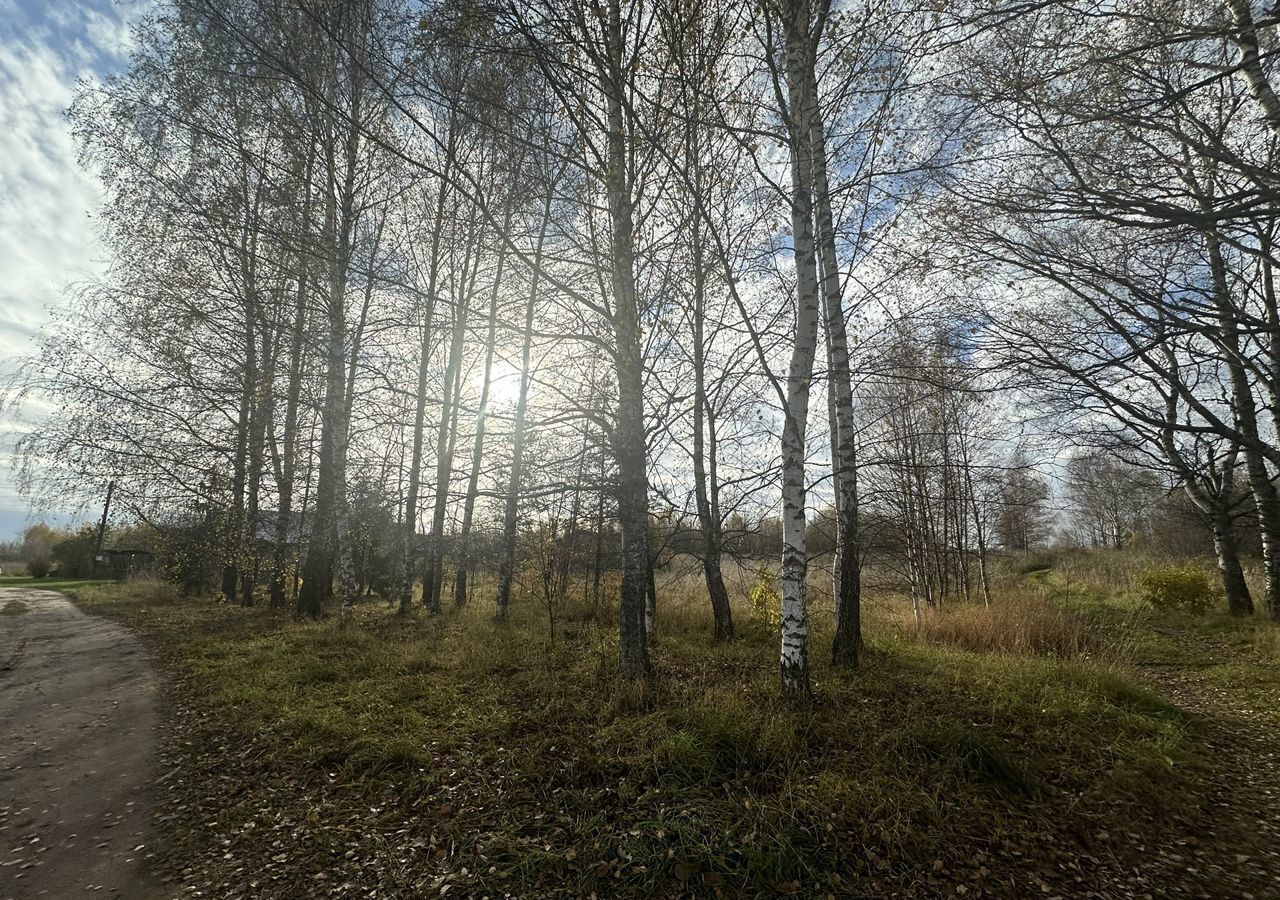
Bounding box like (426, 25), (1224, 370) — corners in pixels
(0, 588), (167, 900)
(1123, 623), (1280, 898)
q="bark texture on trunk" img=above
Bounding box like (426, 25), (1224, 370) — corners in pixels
(1211, 508), (1254, 617)
(270, 220), (312, 609)
(808, 66), (860, 668)
(496, 191), (555, 620)
(398, 164), (451, 614)
(455, 214), (514, 608)
(296, 45), (363, 617)
(687, 131), (734, 641)
(297, 387), (337, 617)
(692, 288), (734, 641)
(1204, 226), (1280, 619)
(426, 280), (470, 614)
(604, 0), (651, 678)
(777, 0), (823, 699)
(224, 295), (254, 604)
(645, 544), (657, 643)
(241, 325), (272, 608)
(1228, 0), (1280, 138)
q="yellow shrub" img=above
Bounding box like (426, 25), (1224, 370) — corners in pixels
(748, 564), (780, 629)
(1137, 564), (1220, 615)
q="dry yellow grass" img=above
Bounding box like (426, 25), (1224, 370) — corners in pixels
(913, 596), (1097, 658)
(649, 557), (1103, 662)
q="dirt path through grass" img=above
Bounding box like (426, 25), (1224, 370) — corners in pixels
(0, 588), (167, 900)
(1121, 621), (1280, 898)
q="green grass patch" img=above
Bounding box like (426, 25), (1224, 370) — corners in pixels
(69, 580), (1213, 898)
(0, 575), (117, 592)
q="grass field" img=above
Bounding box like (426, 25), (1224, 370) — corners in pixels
(45, 553), (1280, 898)
(1, 574), (117, 592)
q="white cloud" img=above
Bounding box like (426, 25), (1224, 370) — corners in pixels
(0, 1), (134, 536)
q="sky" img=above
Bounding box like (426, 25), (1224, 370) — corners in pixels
(0, 0), (137, 540)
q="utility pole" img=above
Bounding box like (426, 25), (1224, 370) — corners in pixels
(95, 480), (115, 571)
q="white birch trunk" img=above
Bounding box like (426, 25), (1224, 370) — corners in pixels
(778, 0), (823, 699)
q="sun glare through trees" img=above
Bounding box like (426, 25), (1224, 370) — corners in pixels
(4, 1), (1280, 897)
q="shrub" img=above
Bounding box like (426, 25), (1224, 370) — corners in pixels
(748, 563), (780, 629)
(918, 596), (1094, 658)
(125, 576), (181, 604)
(1137, 564), (1221, 615)
(27, 559), (51, 579)
(52, 526), (98, 578)
(154, 519), (224, 595)
(21, 523), (61, 568)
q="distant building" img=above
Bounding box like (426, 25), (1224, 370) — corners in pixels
(96, 548), (154, 580)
